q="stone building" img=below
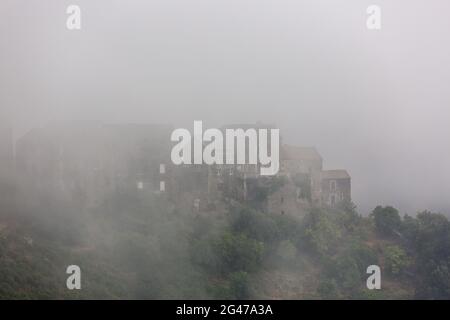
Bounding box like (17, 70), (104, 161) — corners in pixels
(279, 145), (323, 203)
(205, 123), (277, 203)
(320, 170), (351, 206)
(15, 123), (175, 207)
(15, 122), (351, 214)
(267, 145), (352, 215)
(203, 123), (352, 213)
(266, 145), (321, 216)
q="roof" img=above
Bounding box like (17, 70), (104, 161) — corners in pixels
(281, 145), (322, 161)
(321, 170), (350, 180)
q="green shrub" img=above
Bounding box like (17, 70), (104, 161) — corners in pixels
(371, 206), (401, 237)
(384, 245), (410, 275)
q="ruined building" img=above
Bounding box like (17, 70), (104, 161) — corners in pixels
(15, 123), (176, 207)
(204, 124), (351, 214)
(320, 170), (351, 206)
(14, 122), (351, 215)
(266, 145), (351, 215)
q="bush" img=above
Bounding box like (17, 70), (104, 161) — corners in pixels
(228, 271), (250, 299)
(214, 232), (264, 274)
(231, 208), (280, 243)
(371, 206), (401, 237)
(408, 211), (450, 299)
(302, 208), (341, 255)
(317, 279), (339, 299)
(384, 245), (410, 276)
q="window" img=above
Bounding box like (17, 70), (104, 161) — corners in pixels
(330, 180), (337, 192)
(330, 195), (336, 205)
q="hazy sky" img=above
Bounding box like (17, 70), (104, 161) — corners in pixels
(1, 0), (450, 214)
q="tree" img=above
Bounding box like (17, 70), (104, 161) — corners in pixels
(214, 232), (264, 274)
(384, 245), (410, 276)
(302, 208), (341, 255)
(408, 211), (450, 299)
(371, 206), (401, 237)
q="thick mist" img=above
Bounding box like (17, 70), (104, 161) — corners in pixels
(1, 0), (450, 215)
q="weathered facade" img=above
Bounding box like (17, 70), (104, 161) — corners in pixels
(266, 145), (323, 216)
(15, 123), (175, 207)
(269, 145), (351, 212)
(14, 122), (351, 214)
(279, 145), (323, 203)
(320, 170), (351, 206)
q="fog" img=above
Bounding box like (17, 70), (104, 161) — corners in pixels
(1, 0), (450, 215)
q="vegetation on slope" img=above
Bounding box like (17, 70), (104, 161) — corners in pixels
(1, 189), (450, 299)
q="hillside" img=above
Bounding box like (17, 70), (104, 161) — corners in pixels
(1, 189), (449, 299)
